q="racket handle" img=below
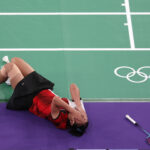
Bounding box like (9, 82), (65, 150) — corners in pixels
(125, 114), (137, 125)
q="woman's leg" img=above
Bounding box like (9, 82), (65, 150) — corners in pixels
(11, 57), (34, 77)
(0, 63), (24, 89)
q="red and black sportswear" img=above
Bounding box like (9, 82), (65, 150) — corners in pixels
(29, 89), (69, 129)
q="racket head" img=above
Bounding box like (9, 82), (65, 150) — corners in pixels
(146, 137), (150, 145)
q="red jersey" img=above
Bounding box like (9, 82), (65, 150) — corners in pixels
(29, 89), (69, 129)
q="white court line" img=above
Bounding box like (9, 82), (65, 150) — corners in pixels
(124, 0), (135, 49)
(84, 101), (150, 103)
(0, 12), (150, 15)
(83, 98), (150, 102)
(131, 12), (150, 15)
(0, 48), (150, 51)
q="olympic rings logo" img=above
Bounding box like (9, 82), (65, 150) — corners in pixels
(114, 66), (150, 83)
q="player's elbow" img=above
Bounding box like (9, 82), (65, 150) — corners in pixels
(52, 96), (60, 106)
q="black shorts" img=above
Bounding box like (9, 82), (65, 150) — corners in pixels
(7, 71), (54, 110)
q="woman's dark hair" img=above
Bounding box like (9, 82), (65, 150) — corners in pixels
(67, 119), (89, 136)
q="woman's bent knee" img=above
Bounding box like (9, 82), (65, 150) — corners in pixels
(11, 57), (21, 63)
(4, 63), (16, 72)
(10, 73), (24, 89)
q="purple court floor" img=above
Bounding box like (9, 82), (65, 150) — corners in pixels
(0, 102), (150, 150)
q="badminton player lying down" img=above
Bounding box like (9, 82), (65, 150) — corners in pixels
(0, 57), (88, 136)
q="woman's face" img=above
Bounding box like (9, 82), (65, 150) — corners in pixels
(68, 112), (87, 126)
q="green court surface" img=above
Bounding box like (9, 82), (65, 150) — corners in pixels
(0, 16), (129, 48)
(1, 51), (150, 101)
(132, 16), (150, 48)
(130, 0), (150, 12)
(0, 0), (150, 102)
(0, 0), (125, 12)
(0, 0), (150, 13)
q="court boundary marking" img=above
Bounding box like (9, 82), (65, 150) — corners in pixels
(0, 99), (150, 103)
(85, 101), (150, 102)
(0, 12), (150, 15)
(1, 97), (150, 102)
(124, 0), (135, 49)
(0, 48), (150, 51)
(83, 98), (150, 102)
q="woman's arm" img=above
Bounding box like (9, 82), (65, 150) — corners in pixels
(70, 83), (81, 108)
(51, 96), (84, 125)
(70, 84), (88, 121)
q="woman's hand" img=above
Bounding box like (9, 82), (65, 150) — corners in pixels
(75, 106), (88, 123)
(68, 113), (75, 126)
(69, 109), (87, 125)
